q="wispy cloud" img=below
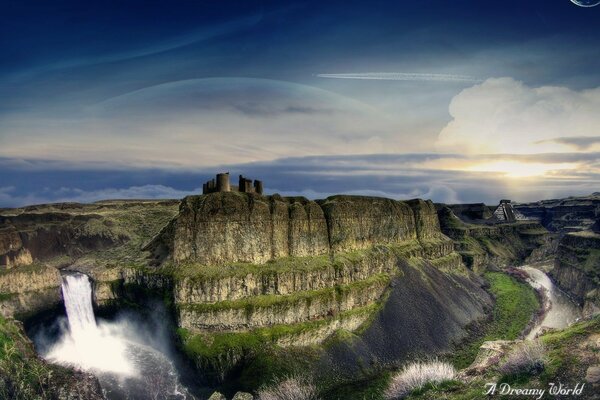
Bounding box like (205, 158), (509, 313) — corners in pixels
(316, 72), (482, 83)
(536, 136), (600, 151)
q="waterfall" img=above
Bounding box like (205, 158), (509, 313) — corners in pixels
(40, 272), (195, 398)
(61, 273), (97, 340)
(46, 272), (136, 376)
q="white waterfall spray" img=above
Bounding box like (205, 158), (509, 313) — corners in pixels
(45, 272), (136, 376)
(39, 272), (195, 399)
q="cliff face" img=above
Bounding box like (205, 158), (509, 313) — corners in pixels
(0, 265), (62, 318)
(437, 206), (550, 271)
(154, 193), (444, 266)
(319, 196), (417, 252)
(169, 193), (329, 265)
(514, 193), (600, 233)
(153, 193), (488, 383)
(552, 231), (600, 316)
(0, 194), (500, 389)
(0, 213), (127, 269)
(0, 200), (179, 318)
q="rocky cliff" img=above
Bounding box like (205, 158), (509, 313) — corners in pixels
(514, 193), (600, 233)
(137, 193), (489, 383)
(162, 193), (329, 265)
(0, 193), (498, 389)
(437, 206), (549, 271)
(0, 200), (179, 317)
(552, 231), (600, 316)
(148, 193), (445, 266)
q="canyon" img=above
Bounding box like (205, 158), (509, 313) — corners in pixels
(0, 191), (597, 399)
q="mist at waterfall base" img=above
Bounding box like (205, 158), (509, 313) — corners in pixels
(31, 273), (200, 400)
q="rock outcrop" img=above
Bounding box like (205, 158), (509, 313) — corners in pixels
(149, 193), (447, 266)
(437, 206), (549, 271)
(514, 193), (600, 233)
(165, 193), (329, 265)
(552, 231), (600, 316)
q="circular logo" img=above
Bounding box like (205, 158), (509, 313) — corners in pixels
(570, 0), (600, 7)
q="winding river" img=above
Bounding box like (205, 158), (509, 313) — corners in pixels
(519, 265), (582, 340)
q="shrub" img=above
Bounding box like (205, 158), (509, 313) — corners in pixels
(257, 375), (319, 400)
(384, 359), (456, 399)
(499, 340), (545, 376)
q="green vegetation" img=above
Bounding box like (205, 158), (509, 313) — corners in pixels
(178, 273), (390, 314)
(450, 272), (540, 369)
(0, 262), (50, 277)
(170, 253), (333, 281)
(168, 240), (450, 284)
(320, 373), (392, 400)
(539, 315), (600, 385)
(407, 316), (600, 400)
(0, 315), (52, 399)
(178, 302), (380, 362)
(0, 292), (15, 301)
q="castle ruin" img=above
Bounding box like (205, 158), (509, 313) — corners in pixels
(202, 172), (264, 195)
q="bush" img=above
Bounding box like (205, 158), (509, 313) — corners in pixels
(257, 375), (319, 400)
(499, 340), (545, 376)
(384, 359), (456, 399)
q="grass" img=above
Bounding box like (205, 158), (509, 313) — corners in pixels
(0, 314), (52, 399)
(169, 239), (455, 281)
(257, 375), (319, 400)
(0, 292), (15, 301)
(0, 262), (51, 277)
(498, 340), (545, 379)
(320, 373), (392, 400)
(538, 315), (600, 386)
(449, 271), (540, 369)
(178, 302), (381, 361)
(409, 316), (600, 400)
(178, 273), (390, 315)
(384, 360), (456, 399)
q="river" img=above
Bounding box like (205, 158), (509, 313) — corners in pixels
(519, 265), (582, 340)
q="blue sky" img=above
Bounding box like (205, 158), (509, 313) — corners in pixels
(1, 0), (599, 207)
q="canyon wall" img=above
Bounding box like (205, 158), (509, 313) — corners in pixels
(552, 231), (600, 316)
(437, 206), (550, 271)
(0, 194), (498, 388)
(150, 193), (446, 266)
(514, 193), (600, 232)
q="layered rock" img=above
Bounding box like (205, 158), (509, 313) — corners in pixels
(552, 231), (600, 315)
(319, 195), (417, 252)
(0, 265), (62, 317)
(178, 274), (389, 331)
(151, 193), (447, 266)
(166, 193), (329, 265)
(437, 206), (549, 271)
(514, 193), (600, 233)
(0, 212), (127, 269)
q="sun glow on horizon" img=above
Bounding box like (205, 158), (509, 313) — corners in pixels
(463, 161), (577, 178)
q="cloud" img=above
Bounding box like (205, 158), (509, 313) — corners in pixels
(1, 150), (599, 208)
(317, 72), (482, 83)
(536, 136), (600, 150)
(0, 78), (402, 168)
(436, 78), (600, 154)
(0, 185), (200, 208)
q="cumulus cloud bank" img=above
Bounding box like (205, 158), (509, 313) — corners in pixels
(436, 78), (600, 154)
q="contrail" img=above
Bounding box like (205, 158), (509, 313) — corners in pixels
(316, 72), (482, 83)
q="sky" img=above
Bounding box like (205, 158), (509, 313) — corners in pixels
(1, 0), (599, 207)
